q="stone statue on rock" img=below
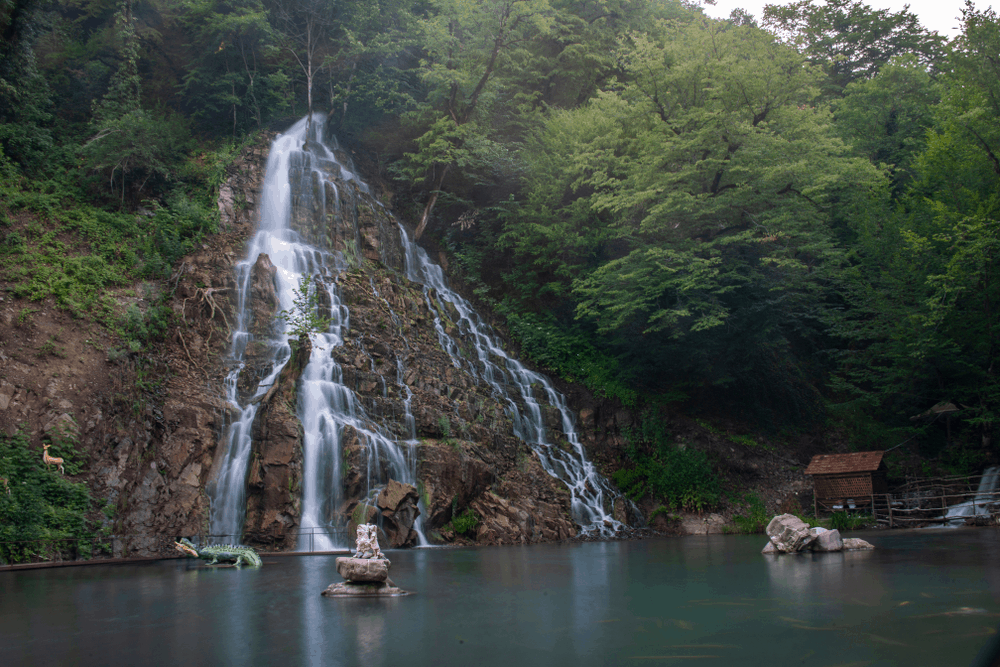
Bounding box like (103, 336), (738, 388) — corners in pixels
(352, 524), (385, 560)
(761, 513), (875, 554)
(322, 523), (410, 598)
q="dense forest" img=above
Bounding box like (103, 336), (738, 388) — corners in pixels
(1, 0), (998, 547)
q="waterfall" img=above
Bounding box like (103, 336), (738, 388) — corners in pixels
(207, 114), (631, 548)
(401, 229), (627, 535)
(942, 466), (1000, 526)
(207, 114), (426, 549)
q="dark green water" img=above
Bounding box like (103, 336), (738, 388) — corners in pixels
(2, 530), (999, 666)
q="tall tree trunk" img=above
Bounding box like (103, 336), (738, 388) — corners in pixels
(414, 164), (452, 240)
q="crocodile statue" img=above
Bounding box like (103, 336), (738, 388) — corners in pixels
(174, 538), (263, 568)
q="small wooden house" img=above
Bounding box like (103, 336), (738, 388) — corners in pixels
(804, 451), (888, 515)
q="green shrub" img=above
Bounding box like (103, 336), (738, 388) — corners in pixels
(0, 429), (93, 564)
(448, 508), (480, 535)
(730, 493), (769, 534)
(612, 420), (721, 512)
(828, 511), (872, 531)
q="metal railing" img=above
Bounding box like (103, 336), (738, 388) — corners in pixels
(0, 527), (352, 569)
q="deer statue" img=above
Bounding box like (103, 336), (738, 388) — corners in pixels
(42, 444), (65, 475)
(0, 476), (9, 495)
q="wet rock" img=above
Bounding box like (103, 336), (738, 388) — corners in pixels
(249, 253), (279, 338)
(765, 514), (817, 553)
(810, 527), (844, 552)
(321, 581), (410, 597)
(242, 334), (311, 549)
(376, 480), (421, 548)
(336, 556), (390, 582)
(842, 537), (875, 551)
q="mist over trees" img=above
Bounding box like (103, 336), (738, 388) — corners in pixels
(1, 0), (998, 473)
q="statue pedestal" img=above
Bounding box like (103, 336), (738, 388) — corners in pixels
(336, 556), (390, 582)
(321, 581), (410, 597)
(321, 556), (412, 597)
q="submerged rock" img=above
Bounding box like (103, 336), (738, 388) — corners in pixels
(321, 581), (410, 597)
(842, 537), (875, 551)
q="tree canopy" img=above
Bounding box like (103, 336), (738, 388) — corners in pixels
(1, 0), (998, 470)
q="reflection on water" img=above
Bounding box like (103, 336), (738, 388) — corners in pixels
(3, 531), (1000, 666)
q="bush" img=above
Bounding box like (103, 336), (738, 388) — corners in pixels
(612, 420), (721, 512)
(730, 494), (769, 534)
(828, 511), (872, 531)
(0, 429), (94, 564)
(448, 509), (480, 536)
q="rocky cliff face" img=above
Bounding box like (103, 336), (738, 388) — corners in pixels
(0, 131), (812, 558)
(199, 133), (577, 550)
(329, 267), (578, 545)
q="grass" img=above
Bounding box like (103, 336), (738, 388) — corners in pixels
(728, 493), (769, 534)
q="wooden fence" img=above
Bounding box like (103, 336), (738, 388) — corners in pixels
(869, 473), (1000, 528)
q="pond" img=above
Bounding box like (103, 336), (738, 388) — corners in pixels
(2, 530), (999, 666)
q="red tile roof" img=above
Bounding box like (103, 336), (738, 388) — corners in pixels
(804, 451), (885, 476)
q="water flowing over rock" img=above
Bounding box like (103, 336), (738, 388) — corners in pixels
(202, 113), (638, 550)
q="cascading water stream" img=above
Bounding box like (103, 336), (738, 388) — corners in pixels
(941, 466), (1000, 526)
(208, 114), (427, 549)
(209, 113), (630, 548)
(400, 228), (630, 535)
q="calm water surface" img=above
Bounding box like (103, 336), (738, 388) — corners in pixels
(2, 530), (999, 666)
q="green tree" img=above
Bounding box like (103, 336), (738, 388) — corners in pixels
(833, 2), (1000, 452)
(400, 0), (555, 239)
(506, 19), (882, 424)
(833, 54), (938, 195)
(0, 0), (56, 173)
(178, 0), (287, 137)
(762, 0), (946, 97)
(81, 0), (189, 206)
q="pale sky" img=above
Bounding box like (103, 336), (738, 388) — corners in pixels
(700, 0), (979, 37)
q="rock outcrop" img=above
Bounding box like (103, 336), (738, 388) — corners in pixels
(762, 514), (875, 554)
(375, 480), (420, 548)
(241, 334), (311, 548)
(765, 514), (817, 553)
(0, 128), (623, 559)
(336, 556), (390, 582)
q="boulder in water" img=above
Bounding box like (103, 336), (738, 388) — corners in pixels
(761, 519), (876, 554)
(324, 555), (411, 597)
(766, 514), (817, 553)
(842, 537), (875, 550)
(811, 528), (844, 552)
(761, 541), (779, 555)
